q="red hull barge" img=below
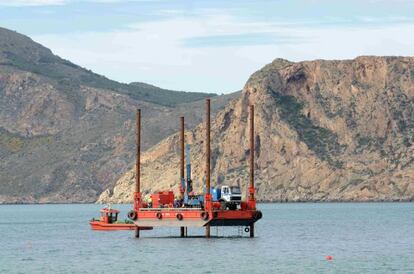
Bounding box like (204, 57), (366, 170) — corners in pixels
(132, 204), (262, 228)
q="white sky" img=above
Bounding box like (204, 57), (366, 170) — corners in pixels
(2, 0), (414, 93)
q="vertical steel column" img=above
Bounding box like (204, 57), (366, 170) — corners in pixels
(180, 117), (185, 237)
(205, 99), (211, 238)
(135, 109), (141, 238)
(249, 105), (255, 238)
(180, 117), (185, 197)
(136, 109), (141, 194)
(249, 105), (255, 202)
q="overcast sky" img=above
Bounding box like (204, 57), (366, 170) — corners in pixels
(1, 0), (414, 93)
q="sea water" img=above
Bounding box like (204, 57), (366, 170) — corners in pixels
(0, 203), (413, 273)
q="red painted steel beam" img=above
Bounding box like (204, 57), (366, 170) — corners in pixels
(180, 117), (185, 237)
(135, 109), (142, 238)
(206, 99), (211, 195)
(180, 117), (185, 199)
(249, 105), (256, 237)
(136, 109), (141, 194)
(205, 98), (211, 238)
(248, 105), (256, 209)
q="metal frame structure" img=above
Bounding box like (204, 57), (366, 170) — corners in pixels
(130, 99), (262, 238)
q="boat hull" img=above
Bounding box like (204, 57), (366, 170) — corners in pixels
(89, 221), (152, 231)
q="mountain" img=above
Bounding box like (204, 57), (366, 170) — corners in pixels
(0, 27), (238, 203)
(0, 27), (211, 106)
(98, 56), (414, 203)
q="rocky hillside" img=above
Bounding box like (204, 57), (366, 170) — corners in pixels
(0, 27), (238, 203)
(99, 56), (414, 203)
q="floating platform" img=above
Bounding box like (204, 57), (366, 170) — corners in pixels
(132, 208), (262, 228)
(126, 101), (262, 238)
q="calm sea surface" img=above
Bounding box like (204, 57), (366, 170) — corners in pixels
(0, 203), (413, 273)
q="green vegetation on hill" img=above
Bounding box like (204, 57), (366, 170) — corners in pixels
(0, 27), (239, 203)
(0, 27), (214, 107)
(0, 127), (53, 157)
(271, 90), (344, 167)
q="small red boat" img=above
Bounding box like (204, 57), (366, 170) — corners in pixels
(90, 207), (152, 231)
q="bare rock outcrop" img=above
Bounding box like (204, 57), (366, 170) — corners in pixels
(98, 56), (414, 203)
(0, 27), (236, 203)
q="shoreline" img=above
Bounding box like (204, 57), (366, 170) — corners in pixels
(1, 199), (413, 205)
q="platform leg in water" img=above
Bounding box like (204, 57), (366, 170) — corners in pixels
(135, 227), (140, 238)
(249, 224), (254, 238)
(205, 224), (210, 238)
(180, 226), (185, 237)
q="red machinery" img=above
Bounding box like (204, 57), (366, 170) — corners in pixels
(151, 191), (174, 208)
(128, 99), (262, 238)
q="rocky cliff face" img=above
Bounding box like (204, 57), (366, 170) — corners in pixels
(98, 56), (414, 203)
(0, 27), (237, 203)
